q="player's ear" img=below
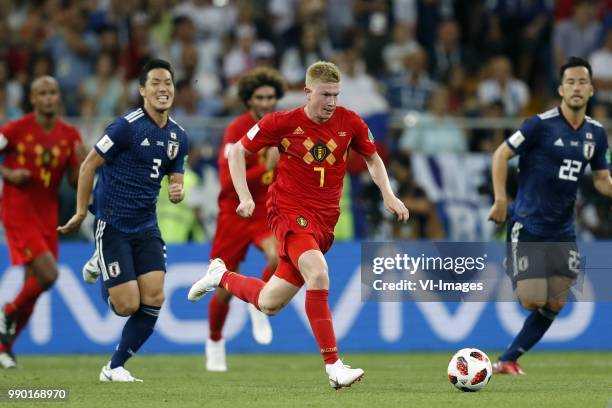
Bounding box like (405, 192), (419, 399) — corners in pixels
(138, 85), (146, 98)
(557, 84), (563, 98)
(304, 86), (312, 100)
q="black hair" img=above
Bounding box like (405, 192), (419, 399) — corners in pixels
(559, 57), (592, 83)
(138, 59), (174, 86)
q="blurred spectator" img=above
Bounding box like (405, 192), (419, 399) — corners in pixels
(399, 86), (467, 155)
(79, 52), (126, 119)
(389, 152), (444, 239)
(554, 0), (601, 70)
(477, 55), (529, 116)
(589, 27), (612, 106)
(470, 100), (506, 153)
(172, 78), (224, 121)
(281, 25), (332, 85)
(174, 0), (237, 41)
(382, 23), (419, 75)
(385, 46), (437, 111)
(485, 0), (552, 85)
(46, 2), (99, 116)
(222, 24), (263, 83)
(429, 19), (477, 81)
(0, 84), (23, 122)
(334, 48), (389, 118)
(0, 59), (23, 116)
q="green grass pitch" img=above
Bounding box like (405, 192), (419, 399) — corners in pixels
(0, 352), (610, 408)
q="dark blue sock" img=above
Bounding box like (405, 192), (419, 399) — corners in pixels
(110, 304), (161, 369)
(499, 307), (558, 362)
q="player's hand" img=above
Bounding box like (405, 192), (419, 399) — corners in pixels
(384, 195), (410, 223)
(57, 213), (86, 234)
(488, 200), (507, 224)
(4, 168), (31, 186)
(168, 182), (184, 203)
(236, 198), (255, 218)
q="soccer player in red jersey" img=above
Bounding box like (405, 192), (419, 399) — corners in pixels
(189, 61), (409, 388)
(205, 67), (286, 372)
(0, 76), (83, 368)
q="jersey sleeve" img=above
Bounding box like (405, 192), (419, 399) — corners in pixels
(168, 131), (189, 174)
(240, 113), (280, 153)
(590, 129), (610, 171)
(350, 113), (377, 157)
(505, 115), (540, 154)
(94, 117), (130, 161)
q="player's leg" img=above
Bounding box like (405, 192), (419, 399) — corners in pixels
(104, 229), (167, 381)
(287, 233), (364, 389)
(495, 222), (548, 375)
(206, 214), (251, 371)
(95, 221), (143, 382)
(248, 234), (280, 345)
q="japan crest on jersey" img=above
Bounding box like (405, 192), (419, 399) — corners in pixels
(167, 140), (179, 160)
(583, 141), (595, 160)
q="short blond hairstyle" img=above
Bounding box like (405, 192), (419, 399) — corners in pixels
(305, 61), (341, 88)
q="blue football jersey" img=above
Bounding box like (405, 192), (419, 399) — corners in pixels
(506, 107), (609, 237)
(91, 108), (189, 233)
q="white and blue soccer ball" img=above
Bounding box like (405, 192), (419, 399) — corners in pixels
(447, 348), (492, 392)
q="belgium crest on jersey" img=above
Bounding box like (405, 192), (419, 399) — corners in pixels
(583, 141), (595, 160)
(311, 142), (329, 162)
(167, 140), (179, 160)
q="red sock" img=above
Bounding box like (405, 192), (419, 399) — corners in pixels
(208, 294), (230, 341)
(0, 299), (36, 353)
(219, 272), (265, 310)
(305, 289), (338, 364)
(5, 276), (44, 316)
(260, 265), (274, 282)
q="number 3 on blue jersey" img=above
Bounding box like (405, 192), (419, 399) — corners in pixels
(150, 158), (162, 178)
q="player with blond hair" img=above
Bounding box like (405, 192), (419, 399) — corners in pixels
(189, 61), (409, 388)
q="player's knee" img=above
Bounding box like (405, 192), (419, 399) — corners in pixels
(266, 251), (280, 271)
(39, 268), (59, 289)
(545, 301), (566, 312)
(520, 299), (546, 311)
(142, 291), (165, 307)
(303, 270), (329, 289)
(112, 297), (140, 316)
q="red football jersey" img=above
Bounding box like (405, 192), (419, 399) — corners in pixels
(218, 111), (273, 218)
(241, 106), (376, 229)
(0, 113), (81, 231)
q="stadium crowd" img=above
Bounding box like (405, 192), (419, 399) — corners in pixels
(0, 0), (611, 241)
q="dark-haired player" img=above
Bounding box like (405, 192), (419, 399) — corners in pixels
(59, 59), (188, 382)
(205, 67), (286, 372)
(488, 57), (612, 375)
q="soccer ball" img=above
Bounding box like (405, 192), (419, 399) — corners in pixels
(447, 348), (492, 392)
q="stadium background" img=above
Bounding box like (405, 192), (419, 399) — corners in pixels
(0, 0), (611, 354)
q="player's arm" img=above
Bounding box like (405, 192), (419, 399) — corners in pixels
(592, 169), (612, 198)
(488, 142), (516, 224)
(228, 140), (255, 218)
(58, 149), (105, 234)
(363, 152), (409, 223)
(168, 173), (185, 204)
(66, 141), (88, 188)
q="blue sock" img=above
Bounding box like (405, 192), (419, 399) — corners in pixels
(499, 307), (558, 362)
(110, 304), (161, 369)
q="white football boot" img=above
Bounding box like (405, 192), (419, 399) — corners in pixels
(205, 338), (227, 372)
(99, 362), (143, 382)
(0, 351), (17, 369)
(82, 252), (101, 284)
(326, 359), (364, 390)
(188, 259), (227, 302)
(248, 304), (272, 345)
